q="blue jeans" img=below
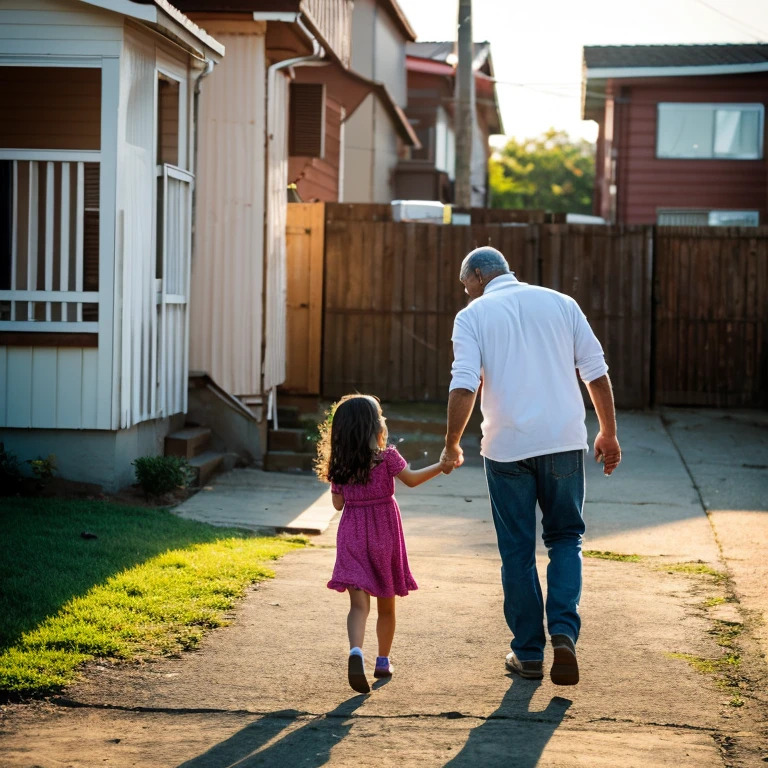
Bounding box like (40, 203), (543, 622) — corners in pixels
(485, 450), (586, 662)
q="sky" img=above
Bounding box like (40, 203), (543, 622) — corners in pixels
(396, 0), (768, 143)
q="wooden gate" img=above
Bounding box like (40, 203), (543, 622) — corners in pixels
(654, 227), (768, 407)
(284, 202), (324, 394)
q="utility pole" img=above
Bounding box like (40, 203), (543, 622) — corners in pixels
(455, 0), (474, 208)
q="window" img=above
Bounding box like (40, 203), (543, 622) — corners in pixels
(157, 73), (180, 167)
(657, 209), (759, 226)
(657, 103), (764, 160)
(707, 210), (759, 226)
(289, 83), (325, 158)
(434, 106), (456, 179)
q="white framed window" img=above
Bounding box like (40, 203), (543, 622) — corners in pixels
(434, 106), (456, 179)
(657, 103), (764, 160)
(657, 209), (759, 226)
(707, 210), (759, 226)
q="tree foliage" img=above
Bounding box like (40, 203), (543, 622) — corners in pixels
(489, 129), (595, 215)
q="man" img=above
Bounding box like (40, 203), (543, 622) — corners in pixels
(440, 246), (621, 686)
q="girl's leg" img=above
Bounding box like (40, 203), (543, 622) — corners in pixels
(376, 597), (396, 657)
(347, 588), (370, 649)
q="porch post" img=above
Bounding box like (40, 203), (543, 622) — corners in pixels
(99, 56), (119, 430)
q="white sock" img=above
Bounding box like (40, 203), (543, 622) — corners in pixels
(349, 646), (363, 658)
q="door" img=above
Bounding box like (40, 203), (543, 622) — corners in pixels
(284, 202), (324, 393)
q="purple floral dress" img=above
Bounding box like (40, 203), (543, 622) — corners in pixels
(327, 446), (418, 598)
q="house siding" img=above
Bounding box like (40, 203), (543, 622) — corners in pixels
(189, 29), (266, 398)
(0, 0), (123, 58)
(349, 0), (407, 107)
(0, 345), (99, 428)
(289, 95), (342, 202)
(611, 74), (768, 224)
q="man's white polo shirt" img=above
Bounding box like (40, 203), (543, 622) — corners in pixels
(450, 273), (608, 462)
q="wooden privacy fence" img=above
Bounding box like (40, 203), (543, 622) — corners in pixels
(654, 227), (768, 407)
(320, 205), (651, 408)
(285, 203), (767, 409)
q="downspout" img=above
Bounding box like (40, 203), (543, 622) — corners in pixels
(191, 57), (215, 261)
(255, 13), (324, 427)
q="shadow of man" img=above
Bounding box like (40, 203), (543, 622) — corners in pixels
(443, 678), (572, 768)
(177, 695), (366, 768)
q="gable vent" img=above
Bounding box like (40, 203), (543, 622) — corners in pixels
(289, 83), (325, 158)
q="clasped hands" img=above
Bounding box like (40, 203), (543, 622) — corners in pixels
(439, 444), (464, 474)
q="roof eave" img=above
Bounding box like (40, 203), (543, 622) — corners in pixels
(154, 0), (224, 59)
(80, 0), (224, 60)
(586, 61), (768, 80)
(380, 0), (417, 42)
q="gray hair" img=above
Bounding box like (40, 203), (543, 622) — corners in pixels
(459, 246), (511, 281)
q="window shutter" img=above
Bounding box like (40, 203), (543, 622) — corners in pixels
(289, 83), (325, 158)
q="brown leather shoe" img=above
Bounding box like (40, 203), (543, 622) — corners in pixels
(550, 634), (579, 685)
(505, 651), (544, 679)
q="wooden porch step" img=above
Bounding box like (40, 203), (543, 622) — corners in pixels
(269, 427), (315, 453)
(276, 393), (321, 414)
(264, 451), (315, 473)
(276, 406), (302, 428)
(165, 426), (212, 459)
(188, 450), (225, 486)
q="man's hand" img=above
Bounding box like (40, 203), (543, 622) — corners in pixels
(594, 432), (621, 476)
(440, 443), (464, 474)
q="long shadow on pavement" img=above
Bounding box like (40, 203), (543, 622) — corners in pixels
(444, 678), (572, 768)
(176, 696), (366, 768)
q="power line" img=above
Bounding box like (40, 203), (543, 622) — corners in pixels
(689, 0), (768, 41)
(492, 79), (606, 101)
(492, 79), (579, 99)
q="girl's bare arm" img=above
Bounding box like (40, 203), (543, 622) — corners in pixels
(331, 492), (345, 510)
(396, 462), (446, 488)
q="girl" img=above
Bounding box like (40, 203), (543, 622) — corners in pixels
(315, 394), (446, 694)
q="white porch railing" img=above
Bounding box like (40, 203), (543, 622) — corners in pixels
(156, 164), (193, 418)
(0, 150), (100, 332)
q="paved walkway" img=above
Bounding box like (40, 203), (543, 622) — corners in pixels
(1, 409), (767, 766)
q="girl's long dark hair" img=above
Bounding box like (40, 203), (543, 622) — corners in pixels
(315, 394), (386, 486)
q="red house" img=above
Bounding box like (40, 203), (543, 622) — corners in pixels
(582, 44), (768, 225)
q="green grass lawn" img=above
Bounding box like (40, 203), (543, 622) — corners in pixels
(0, 497), (305, 696)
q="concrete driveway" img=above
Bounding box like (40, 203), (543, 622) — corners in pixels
(1, 409), (766, 766)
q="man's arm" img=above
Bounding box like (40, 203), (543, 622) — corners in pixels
(440, 387), (477, 473)
(585, 374), (621, 476)
(443, 311), (481, 473)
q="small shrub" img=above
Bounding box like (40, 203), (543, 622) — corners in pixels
(26, 454), (57, 488)
(133, 455), (193, 497)
(0, 443), (23, 494)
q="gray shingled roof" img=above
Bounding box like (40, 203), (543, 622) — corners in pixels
(584, 44), (768, 70)
(406, 41), (490, 63)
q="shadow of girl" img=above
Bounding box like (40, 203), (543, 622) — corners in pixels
(443, 679), (572, 768)
(177, 696), (367, 768)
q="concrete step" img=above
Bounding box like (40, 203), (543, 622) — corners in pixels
(264, 450), (316, 473)
(165, 426), (212, 459)
(188, 450), (225, 486)
(269, 427), (315, 453)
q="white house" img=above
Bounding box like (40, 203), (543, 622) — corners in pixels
(0, 0), (223, 490)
